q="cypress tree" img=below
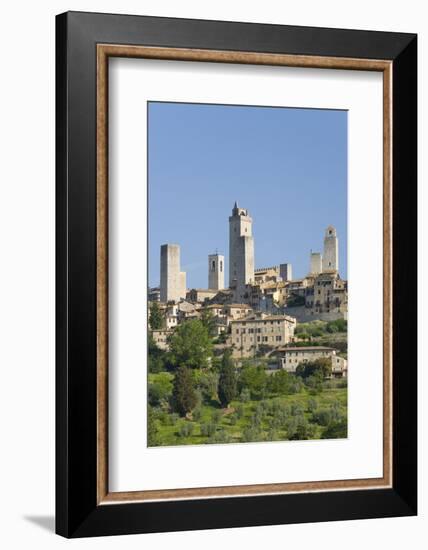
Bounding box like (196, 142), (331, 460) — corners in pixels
(149, 301), (164, 330)
(218, 350), (237, 407)
(172, 366), (197, 416)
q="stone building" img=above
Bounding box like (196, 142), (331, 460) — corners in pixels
(151, 329), (173, 351)
(186, 288), (218, 304)
(230, 313), (296, 358)
(305, 271), (347, 316)
(254, 264), (292, 284)
(229, 202), (254, 302)
(208, 253), (225, 291)
(148, 287), (160, 302)
(254, 266), (281, 284)
(322, 225), (339, 272)
(275, 346), (347, 377)
(160, 244), (187, 303)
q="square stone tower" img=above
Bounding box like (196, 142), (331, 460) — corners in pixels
(160, 244), (186, 302)
(280, 263), (293, 281)
(229, 202), (254, 301)
(208, 253), (225, 290)
(310, 252), (322, 274)
(322, 226), (339, 272)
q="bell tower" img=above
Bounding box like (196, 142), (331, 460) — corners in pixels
(322, 225), (339, 272)
(229, 202), (254, 301)
(208, 253), (225, 291)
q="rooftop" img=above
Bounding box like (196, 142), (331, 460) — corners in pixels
(278, 346), (335, 352)
(232, 314), (296, 323)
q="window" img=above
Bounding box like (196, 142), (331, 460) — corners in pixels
(220, 261), (223, 272)
(211, 260), (215, 271)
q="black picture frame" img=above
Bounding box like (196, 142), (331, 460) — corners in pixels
(56, 11), (417, 538)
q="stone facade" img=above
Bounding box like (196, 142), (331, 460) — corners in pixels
(186, 288), (218, 304)
(208, 253), (225, 290)
(151, 329), (173, 350)
(230, 313), (296, 358)
(254, 266), (280, 283)
(305, 271), (347, 316)
(160, 244), (187, 303)
(229, 202), (254, 302)
(276, 346), (347, 377)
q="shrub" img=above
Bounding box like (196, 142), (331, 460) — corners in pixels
(179, 422), (194, 437)
(307, 398), (318, 413)
(200, 422), (217, 438)
(322, 419), (347, 439)
(229, 414), (238, 426)
(212, 409), (222, 424)
(208, 429), (232, 444)
(242, 426), (262, 443)
(192, 406), (203, 422)
(240, 388), (251, 403)
(235, 403), (245, 419)
(290, 403), (304, 417)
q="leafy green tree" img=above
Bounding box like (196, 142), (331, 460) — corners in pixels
(200, 308), (217, 338)
(148, 373), (173, 406)
(295, 357), (332, 380)
(193, 369), (219, 403)
(240, 388), (251, 402)
(322, 418), (347, 439)
(179, 422), (194, 438)
(238, 366), (268, 400)
(172, 366), (197, 416)
(242, 426), (262, 443)
(169, 320), (213, 369)
(235, 403), (245, 419)
(218, 350), (237, 407)
(200, 422), (216, 437)
(208, 429), (232, 444)
(212, 409), (222, 424)
(268, 369), (292, 395)
(148, 333), (166, 373)
(149, 302), (164, 330)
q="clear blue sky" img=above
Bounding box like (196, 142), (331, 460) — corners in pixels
(148, 102), (347, 288)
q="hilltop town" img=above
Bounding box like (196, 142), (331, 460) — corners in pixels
(147, 203), (348, 446)
(149, 202), (347, 376)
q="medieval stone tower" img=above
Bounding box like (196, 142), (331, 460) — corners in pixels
(310, 252), (323, 274)
(280, 263), (293, 282)
(208, 253), (224, 291)
(229, 202), (254, 301)
(322, 225), (339, 272)
(160, 244), (186, 302)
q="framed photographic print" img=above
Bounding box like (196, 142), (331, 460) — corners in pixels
(56, 11), (417, 538)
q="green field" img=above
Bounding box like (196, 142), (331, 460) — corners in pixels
(149, 372), (347, 446)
